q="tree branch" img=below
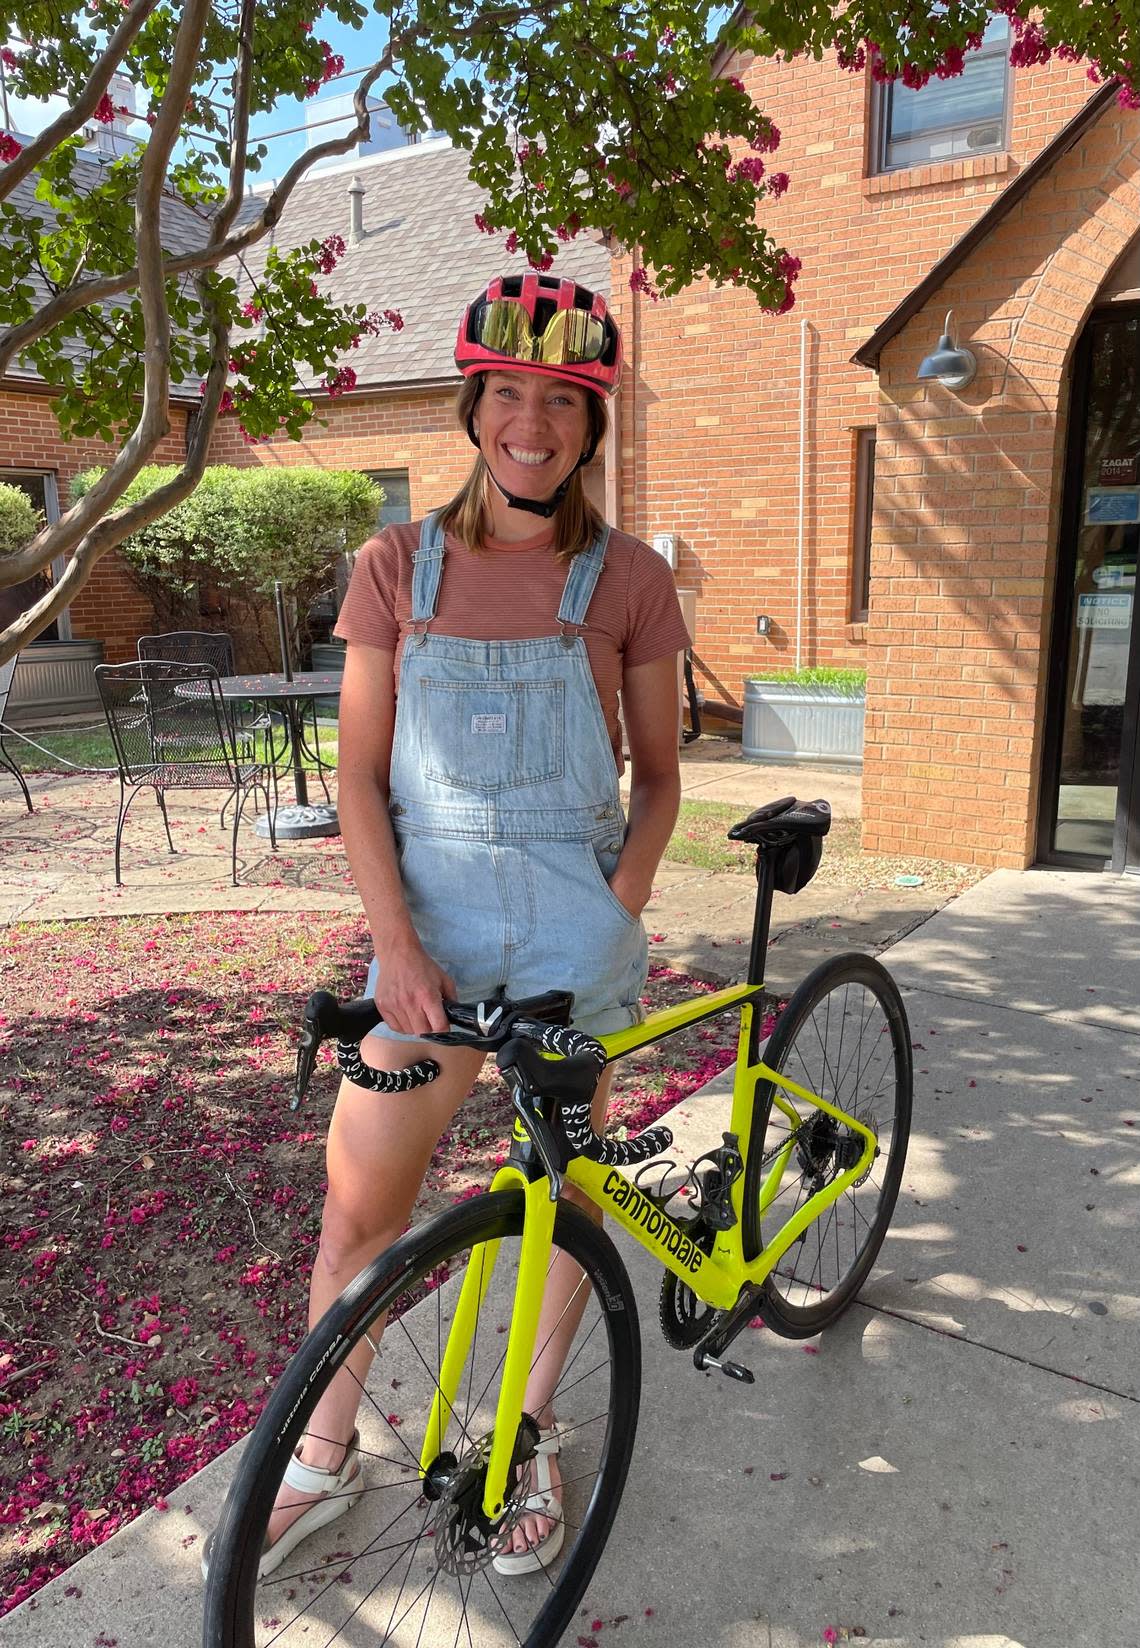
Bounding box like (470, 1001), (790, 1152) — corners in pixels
(0, 0), (213, 612)
(0, 0), (161, 205)
(0, 37), (400, 386)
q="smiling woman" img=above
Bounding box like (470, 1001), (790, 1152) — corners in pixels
(199, 272), (693, 1586)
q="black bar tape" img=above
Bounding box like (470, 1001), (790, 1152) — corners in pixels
(561, 1099), (674, 1167)
(513, 1019), (607, 1068)
(337, 1040), (441, 1093)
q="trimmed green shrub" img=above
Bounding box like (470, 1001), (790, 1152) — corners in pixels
(0, 482), (41, 559)
(72, 465), (382, 668)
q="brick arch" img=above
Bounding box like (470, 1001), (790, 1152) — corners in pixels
(864, 105), (1140, 869)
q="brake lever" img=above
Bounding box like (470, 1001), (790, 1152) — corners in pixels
(503, 1066), (565, 1202)
(292, 990), (337, 1110)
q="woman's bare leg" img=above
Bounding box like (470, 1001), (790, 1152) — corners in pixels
(267, 1036), (485, 1546)
(505, 1067), (615, 1557)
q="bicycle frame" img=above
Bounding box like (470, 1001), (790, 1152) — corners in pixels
(418, 980), (879, 1520)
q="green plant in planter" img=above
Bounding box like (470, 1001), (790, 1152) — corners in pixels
(746, 666), (866, 695)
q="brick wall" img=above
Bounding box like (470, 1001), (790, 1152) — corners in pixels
(0, 389), (190, 660)
(611, 50), (1093, 712)
(208, 386), (474, 508)
(864, 104), (1140, 867)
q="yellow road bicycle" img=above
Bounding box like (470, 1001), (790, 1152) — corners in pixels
(203, 797), (912, 1647)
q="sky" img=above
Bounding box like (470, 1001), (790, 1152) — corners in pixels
(3, 6), (739, 180)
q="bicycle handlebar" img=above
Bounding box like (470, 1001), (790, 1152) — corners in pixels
(292, 990), (672, 1170)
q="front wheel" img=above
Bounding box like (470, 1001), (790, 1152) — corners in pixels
(203, 1192), (641, 1648)
(742, 954), (912, 1337)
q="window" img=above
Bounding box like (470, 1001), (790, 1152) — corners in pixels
(365, 468), (412, 528)
(307, 469), (413, 643)
(874, 16), (1010, 173)
(851, 430), (876, 623)
(0, 469), (65, 641)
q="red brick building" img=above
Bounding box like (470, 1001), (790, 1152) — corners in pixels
(8, 54), (1140, 872)
(612, 35), (1140, 871)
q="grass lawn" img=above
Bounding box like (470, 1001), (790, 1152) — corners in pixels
(12, 719), (340, 777)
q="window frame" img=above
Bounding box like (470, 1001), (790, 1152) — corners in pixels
(850, 429), (876, 624)
(0, 468), (68, 640)
(871, 22), (1011, 176)
(363, 467), (412, 531)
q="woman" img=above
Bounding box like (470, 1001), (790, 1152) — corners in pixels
(212, 273), (688, 1579)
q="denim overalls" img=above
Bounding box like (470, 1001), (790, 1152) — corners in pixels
(365, 512), (649, 1039)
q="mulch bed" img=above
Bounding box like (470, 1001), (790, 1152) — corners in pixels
(0, 912), (754, 1614)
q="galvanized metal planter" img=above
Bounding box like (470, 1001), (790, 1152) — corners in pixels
(5, 639), (106, 724)
(742, 679), (865, 769)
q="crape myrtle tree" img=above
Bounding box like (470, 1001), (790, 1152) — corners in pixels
(0, 1), (1137, 666)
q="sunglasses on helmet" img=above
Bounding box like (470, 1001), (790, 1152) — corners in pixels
(468, 297), (610, 368)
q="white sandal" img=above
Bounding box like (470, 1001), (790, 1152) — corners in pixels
(491, 1424), (564, 1576)
(201, 1431), (365, 1582)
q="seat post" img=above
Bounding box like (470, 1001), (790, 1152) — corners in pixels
(746, 849), (776, 990)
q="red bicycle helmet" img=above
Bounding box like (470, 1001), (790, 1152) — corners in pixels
(455, 274), (622, 398)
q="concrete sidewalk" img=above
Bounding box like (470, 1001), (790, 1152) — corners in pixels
(8, 867), (1139, 1645)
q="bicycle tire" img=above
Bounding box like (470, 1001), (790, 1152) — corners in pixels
(203, 1191), (640, 1648)
(742, 954), (912, 1337)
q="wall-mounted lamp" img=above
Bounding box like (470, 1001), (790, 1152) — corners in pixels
(756, 614), (772, 636)
(917, 309), (977, 391)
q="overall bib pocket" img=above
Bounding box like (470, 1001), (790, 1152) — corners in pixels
(418, 678), (565, 791)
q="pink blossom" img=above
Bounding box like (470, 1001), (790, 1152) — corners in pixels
(93, 92), (117, 124)
(315, 234), (345, 275)
(1, 47), (18, 69)
(0, 131), (22, 164)
(729, 154), (765, 185)
(504, 230), (519, 255)
(1009, 23), (1051, 69)
(240, 300), (264, 321)
(751, 120), (780, 153)
(629, 266), (659, 302)
(473, 213), (496, 235)
(325, 365), (357, 398)
(660, 27), (676, 47)
(527, 250), (554, 271)
(766, 171), (790, 199)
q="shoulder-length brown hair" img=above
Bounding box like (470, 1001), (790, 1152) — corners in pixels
(436, 375), (608, 560)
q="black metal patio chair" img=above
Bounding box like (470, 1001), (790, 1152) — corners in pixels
(0, 653), (33, 813)
(95, 659), (276, 886)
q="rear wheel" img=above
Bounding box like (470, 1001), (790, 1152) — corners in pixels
(203, 1192), (640, 1647)
(742, 955), (912, 1337)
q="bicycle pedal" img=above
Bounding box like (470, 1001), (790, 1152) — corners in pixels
(694, 1351), (755, 1385)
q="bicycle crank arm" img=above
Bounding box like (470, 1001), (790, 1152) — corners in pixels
(691, 1281), (767, 1375)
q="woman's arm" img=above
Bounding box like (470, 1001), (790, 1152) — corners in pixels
(607, 652), (682, 919)
(337, 641), (456, 1034)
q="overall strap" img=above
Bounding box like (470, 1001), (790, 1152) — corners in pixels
(556, 526), (611, 632)
(410, 512), (447, 624)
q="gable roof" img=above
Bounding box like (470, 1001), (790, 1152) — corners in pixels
(2, 148), (215, 400)
(237, 141), (614, 392)
(852, 80), (1119, 370)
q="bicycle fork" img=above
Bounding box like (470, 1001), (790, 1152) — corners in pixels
(419, 1169), (556, 1522)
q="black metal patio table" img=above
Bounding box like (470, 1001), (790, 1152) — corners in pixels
(218, 671), (342, 840)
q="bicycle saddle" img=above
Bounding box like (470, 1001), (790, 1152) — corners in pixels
(727, 796), (831, 843)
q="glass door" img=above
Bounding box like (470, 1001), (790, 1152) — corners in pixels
(1044, 309), (1140, 869)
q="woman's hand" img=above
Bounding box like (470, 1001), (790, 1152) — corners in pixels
(607, 864), (653, 921)
(371, 934), (457, 1037)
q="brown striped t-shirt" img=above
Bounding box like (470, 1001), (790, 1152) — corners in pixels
(334, 519), (691, 769)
